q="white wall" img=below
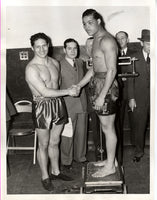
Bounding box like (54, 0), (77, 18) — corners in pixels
(6, 6), (150, 48)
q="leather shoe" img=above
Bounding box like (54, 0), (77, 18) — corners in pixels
(133, 156), (141, 162)
(50, 173), (73, 181)
(41, 178), (54, 191)
(62, 164), (72, 170)
(80, 160), (89, 165)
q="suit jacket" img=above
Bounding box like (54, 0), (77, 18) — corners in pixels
(118, 47), (138, 100)
(127, 48), (150, 106)
(60, 57), (87, 116)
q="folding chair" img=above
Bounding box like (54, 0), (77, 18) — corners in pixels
(7, 100), (37, 164)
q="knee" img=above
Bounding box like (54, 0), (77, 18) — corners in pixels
(101, 124), (117, 137)
(49, 138), (60, 149)
(101, 123), (110, 132)
(38, 142), (49, 151)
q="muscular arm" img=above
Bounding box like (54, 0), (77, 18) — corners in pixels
(77, 67), (94, 88)
(98, 38), (118, 99)
(25, 65), (71, 97)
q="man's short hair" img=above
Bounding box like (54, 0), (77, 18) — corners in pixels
(63, 38), (79, 49)
(30, 33), (50, 47)
(82, 9), (105, 29)
(115, 31), (129, 38)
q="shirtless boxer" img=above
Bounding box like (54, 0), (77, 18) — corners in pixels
(25, 33), (76, 191)
(76, 9), (119, 177)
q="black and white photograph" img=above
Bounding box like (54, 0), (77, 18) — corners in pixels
(1, 0), (156, 199)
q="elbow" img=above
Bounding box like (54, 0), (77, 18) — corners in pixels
(39, 89), (49, 97)
(110, 68), (117, 78)
(114, 69), (117, 77)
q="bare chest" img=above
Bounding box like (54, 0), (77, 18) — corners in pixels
(38, 65), (59, 86)
(92, 42), (106, 72)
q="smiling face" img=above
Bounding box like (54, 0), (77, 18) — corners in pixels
(64, 41), (78, 59)
(32, 38), (49, 58)
(82, 15), (100, 36)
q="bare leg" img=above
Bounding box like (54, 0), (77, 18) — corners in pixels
(92, 114), (117, 177)
(48, 124), (64, 175)
(36, 128), (49, 180)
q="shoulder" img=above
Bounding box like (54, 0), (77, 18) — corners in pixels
(25, 63), (40, 82)
(76, 58), (84, 65)
(100, 33), (117, 50)
(60, 57), (66, 65)
(49, 57), (59, 66)
(49, 57), (60, 70)
(25, 61), (38, 74)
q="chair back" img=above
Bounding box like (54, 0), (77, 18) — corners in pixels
(14, 100), (32, 113)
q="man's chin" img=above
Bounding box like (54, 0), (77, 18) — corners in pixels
(87, 32), (93, 36)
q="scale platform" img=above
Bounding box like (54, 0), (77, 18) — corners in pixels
(81, 162), (127, 194)
(118, 72), (139, 78)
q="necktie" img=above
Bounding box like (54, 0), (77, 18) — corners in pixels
(73, 60), (77, 71)
(121, 50), (125, 56)
(146, 53), (150, 64)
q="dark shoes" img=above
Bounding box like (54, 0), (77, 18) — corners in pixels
(41, 178), (54, 191)
(133, 156), (142, 162)
(62, 164), (72, 170)
(80, 160), (89, 164)
(133, 151), (144, 162)
(50, 173), (73, 181)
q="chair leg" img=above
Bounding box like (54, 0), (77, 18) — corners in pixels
(7, 156), (11, 177)
(33, 131), (37, 165)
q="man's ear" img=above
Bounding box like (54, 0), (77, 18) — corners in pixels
(63, 47), (66, 54)
(140, 41), (144, 47)
(97, 18), (101, 25)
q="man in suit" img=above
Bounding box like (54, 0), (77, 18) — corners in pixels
(115, 31), (137, 164)
(127, 29), (150, 162)
(60, 38), (88, 169)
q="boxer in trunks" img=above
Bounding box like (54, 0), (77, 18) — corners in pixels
(32, 96), (68, 129)
(74, 9), (119, 177)
(25, 33), (77, 191)
(88, 72), (119, 115)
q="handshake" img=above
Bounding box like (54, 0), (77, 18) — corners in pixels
(68, 85), (81, 97)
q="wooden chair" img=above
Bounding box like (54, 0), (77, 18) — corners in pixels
(7, 100), (37, 164)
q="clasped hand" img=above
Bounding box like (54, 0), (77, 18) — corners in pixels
(68, 85), (81, 97)
(93, 97), (104, 110)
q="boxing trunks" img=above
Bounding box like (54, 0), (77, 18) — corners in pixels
(88, 72), (119, 116)
(32, 96), (68, 129)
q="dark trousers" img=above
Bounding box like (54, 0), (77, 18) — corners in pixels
(115, 99), (129, 165)
(128, 103), (150, 156)
(61, 113), (88, 165)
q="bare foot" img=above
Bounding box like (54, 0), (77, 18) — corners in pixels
(94, 160), (107, 167)
(92, 166), (116, 178)
(94, 159), (118, 167)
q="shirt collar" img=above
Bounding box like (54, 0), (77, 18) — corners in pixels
(142, 49), (148, 60)
(121, 47), (127, 56)
(65, 56), (75, 66)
